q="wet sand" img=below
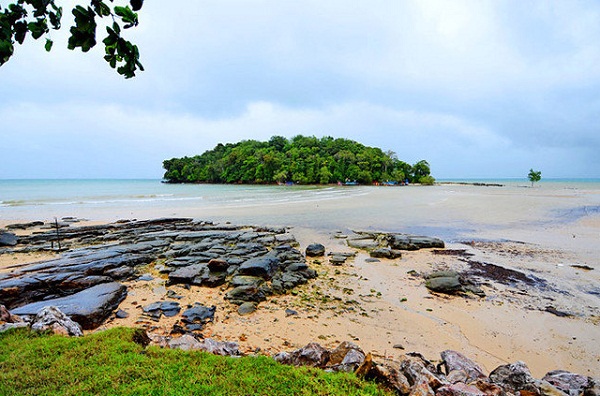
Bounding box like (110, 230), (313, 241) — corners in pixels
(2, 183), (599, 377)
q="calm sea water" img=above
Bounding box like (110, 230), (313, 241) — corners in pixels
(1, 178), (599, 241)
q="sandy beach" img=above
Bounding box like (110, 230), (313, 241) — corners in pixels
(1, 182), (599, 378)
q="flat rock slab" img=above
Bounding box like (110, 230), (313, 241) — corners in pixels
(11, 282), (127, 330)
(0, 232), (18, 247)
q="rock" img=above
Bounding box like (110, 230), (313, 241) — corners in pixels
(0, 322), (29, 333)
(470, 379), (505, 396)
(388, 234), (445, 250)
(399, 353), (445, 390)
(238, 256), (280, 278)
(169, 334), (202, 351)
(229, 275), (264, 288)
(370, 248), (402, 259)
(181, 303), (215, 330)
(115, 309), (129, 319)
(225, 285), (267, 304)
(207, 258), (229, 271)
(137, 273), (154, 281)
(0, 232), (18, 246)
(347, 238), (380, 249)
(0, 304), (21, 323)
(489, 361), (540, 396)
(11, 282), (127, 329)
(30, 306), (83, 337)
(305, 243), (326, 257)
(198, 338), (240, 356)
(329, 255), (348, 265)
(285, 308), (298, 317)
(143, 301), (181, 319)
(326, 341), (366, 372)
(584, 378), (600, 396)
(237, 302), (257, 315)
(274, 342), (330, 368)
(440, 350), (486, 383)
(539, 381), (570, 396)
(436, 383), (487, 396)
(542, 370), (590, 395)
(425, 272), (463, 294)
(168, 264), (209, 284)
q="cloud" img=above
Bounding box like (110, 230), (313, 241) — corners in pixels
(1, 0), (599, 178)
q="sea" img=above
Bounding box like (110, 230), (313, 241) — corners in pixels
(1, 178), (599, 242)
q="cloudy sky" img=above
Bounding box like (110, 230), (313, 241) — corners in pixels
(1, 0), (599, 179)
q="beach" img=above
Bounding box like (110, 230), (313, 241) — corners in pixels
(1, 180), (599, 377)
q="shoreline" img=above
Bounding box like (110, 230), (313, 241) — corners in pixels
(2, 217), (599, 378)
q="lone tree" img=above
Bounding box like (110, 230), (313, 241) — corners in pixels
(0, 0), (144, 78)
(527, 169), (542, 187)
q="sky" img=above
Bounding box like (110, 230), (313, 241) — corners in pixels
(1, 0), (599, 179)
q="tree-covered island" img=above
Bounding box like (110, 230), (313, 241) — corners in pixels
(163, 135), (434, 185)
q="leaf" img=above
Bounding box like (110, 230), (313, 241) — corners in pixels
(45, 38), (53, 52)
(130, 0), (143, 12)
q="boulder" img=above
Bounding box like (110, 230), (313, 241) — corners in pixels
(207, 258), (229, 271)
(440, 350), (486, 383)
(326, 341), (366, 372)
(426, 272), (463, 294)
(305, 243), (326, 257)
(169, 334), (202, 351)
(274, 342), (330, 368)
(11, 282), (127, 329)
(0, 232), (18, 246)
(237, 302), (257, 315)
(238, 256), (280, 278)
(198, 338), (240, 356)
(543, 370), (591, 396)
(229, 275), (264, 288)
(347, 238), (380, 249)
(388, 234), (444, 250)
(181, 303), (215, 331)
(225, 285), (267, 304)
(30, 306), (83, 337)
(168, 264), (209, 284)
(370, 248), (402, 259)
(489, 361), (540, 396)
(436, 383), (487, 396)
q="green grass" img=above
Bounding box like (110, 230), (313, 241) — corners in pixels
(0, 327), (391, 396)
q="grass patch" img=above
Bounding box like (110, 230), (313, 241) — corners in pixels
(0, 327), (391, 395)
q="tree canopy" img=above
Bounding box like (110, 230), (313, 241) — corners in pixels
(163, 135), (434, 185)
(0, 0), (144, 78)
(527, 168), (541, 187)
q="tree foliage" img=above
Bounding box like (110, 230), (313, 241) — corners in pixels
(527, 168), (541, 187)
(163, 135), (434, 185)
(0, 0), (143, 78)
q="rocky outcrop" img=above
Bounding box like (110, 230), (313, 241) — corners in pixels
(11, 282), (127, 329)
(346, 231), (444, 254)
(30, 306), (83, 337)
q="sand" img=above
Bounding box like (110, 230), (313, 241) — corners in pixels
(2, 184), (599, 378)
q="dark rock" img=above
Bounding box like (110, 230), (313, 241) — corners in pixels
(584, 379), (600, 396)
(0, 304), (21, 323)
(399, 353), (445, 390)
(285, 308), (298, 317)
(388, 234), (445, 250)
(137, 273), (154, 281)
(489, 361), (540, 396)
(11, 282), (127, 329)
(0, 232), (18, 246)
(370, 248), (402, 259)
(305, 243), (326, 257)
(237, 302), (257, 315)
(230, 275), (264, 288)
(347, 238), (380, 249)
(544, 306), (572, 317)
(238, 255), (280, 278)
(30, 306), (83, 337)
(542, 370), (590, 395)
(115, 309), (130, 319)
(426, 272), (463, 294)
(225, 285), (267, 304)
(207, 258), (229, 271)
(5, 221), (44, 230)
(203, 271), (228, 287)
(168, 264), (208, 284)
(440, 350), (486, 383)
(330, 255), (347, 265)
(181, 303), (215, 330)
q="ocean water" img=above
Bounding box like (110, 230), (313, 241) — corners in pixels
(1, 179), (599, 242)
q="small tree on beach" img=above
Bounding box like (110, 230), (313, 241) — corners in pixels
(0, 0), (144, 78)
(527, 169), (542, 187)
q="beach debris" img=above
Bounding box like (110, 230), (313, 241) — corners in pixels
(305, 243), (326, 257)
